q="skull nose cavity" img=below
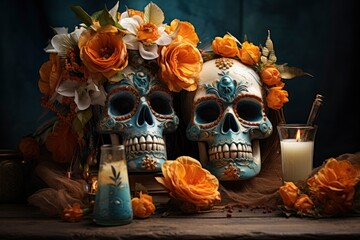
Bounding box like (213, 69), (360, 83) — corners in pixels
(222, 113), (239, 133)
(138, 105), (153, 126)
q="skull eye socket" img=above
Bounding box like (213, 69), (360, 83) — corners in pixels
(149, 91), (173, 115)
(235, 97), (263, 123)
(109, 91), (137, 118)
(195, 100), (221, 125)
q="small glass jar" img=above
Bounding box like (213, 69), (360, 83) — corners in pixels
(93, 145), (133, 226)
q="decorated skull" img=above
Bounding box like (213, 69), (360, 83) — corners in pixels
(185, 58), (272, 181)
(97, 65), (179, 172)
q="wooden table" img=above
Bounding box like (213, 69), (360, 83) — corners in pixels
(1, 204), (359, 240)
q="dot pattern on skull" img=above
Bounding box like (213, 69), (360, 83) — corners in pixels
(215, 58), (234, 70)
(141, 155), (158, 171)
(224, 163), (241, 179)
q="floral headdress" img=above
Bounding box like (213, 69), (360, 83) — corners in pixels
(23, 1), (203, 167)
(201, 32), (311, 110)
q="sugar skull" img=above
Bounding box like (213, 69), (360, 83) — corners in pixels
(185, 58), (272, 181)
(97, 65), (179, 172)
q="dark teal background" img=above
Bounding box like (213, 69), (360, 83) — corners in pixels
(0, 0), (358, 167)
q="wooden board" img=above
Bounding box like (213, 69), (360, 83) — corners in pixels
(1, 204), (360, 240)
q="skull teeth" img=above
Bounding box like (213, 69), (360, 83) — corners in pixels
(209, 143), (253, 161)
(125, 136), (165, 153)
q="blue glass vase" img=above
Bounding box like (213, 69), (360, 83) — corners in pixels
(93, 144), (133, 226)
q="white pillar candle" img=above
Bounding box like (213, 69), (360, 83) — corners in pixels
(280, 139), (314, 182)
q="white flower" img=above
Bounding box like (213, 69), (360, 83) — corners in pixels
(120, 13), (172, 60)
(56, 78), (106, 111)
(44, 27), (86, 57)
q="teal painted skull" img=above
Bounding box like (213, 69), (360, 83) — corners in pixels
(97, 66), (179, 172)
(186, 58), (272, 181)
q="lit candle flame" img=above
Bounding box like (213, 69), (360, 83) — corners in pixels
(296, 129), (301, 142)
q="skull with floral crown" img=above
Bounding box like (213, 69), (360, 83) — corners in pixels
(184, 32), (308, 181)
(97, 64), (179, 172)
(185, 58), (273, 180)
(92, 2), (203, 172)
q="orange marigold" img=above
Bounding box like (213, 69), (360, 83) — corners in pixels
(158, 39), (203, 92)
(131, 192), (156, 219)
(155, 156), (221, 212)
(260, 65), (282, 86)
(38, 53), (62, 96)
(307, 158), (360, 215)
(212, 34), (238, 57)
(61, 203), (83, 222)
(237, 41), (261, 65)
(166, 19), (199, 46)
(294, 194), (314, 214)
(279, 181), (299, 208)
(78, 25), (128, 80)
(266, 86), (289, 110)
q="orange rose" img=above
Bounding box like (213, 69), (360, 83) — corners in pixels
(307, 158), (360, 215)
(78, 25), (128, 79)
(38, 53), (62, 96)
(212, 34), (238, 57)
(131, 192), (156, 218)
(237, 41), (261, 65)
(155, 156), (221, 212)
(279, 181), (299, 208)
(45, 121), (79, 163)
(19, 136), (40, 161)
(158, 39), (203, 92)
(294, 194), (314, 214)
(266, 86), (289, 110)
(260, 65), (282, 86)
(166, 19), (199, 46)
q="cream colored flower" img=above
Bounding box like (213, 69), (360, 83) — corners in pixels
(119, 3), (172, 60)
(57, 78), (106, 111)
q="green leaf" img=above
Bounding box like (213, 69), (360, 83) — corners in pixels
(72, 118), (84, 138)
(70, 6), (93, 27)
(144, 2), (164, 26)
(108, 71), (126, 83)
(77, 108), (93, 126)
(111, 165), (117, 178)
(72, 108), (93, 138)
(91, 7), (125, 30)
(97, 9), (116, 27)
(277, 64), (314, 79)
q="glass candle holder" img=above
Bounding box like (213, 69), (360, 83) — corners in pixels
(277, 124), (317, 183)
(93, 144), (133, 226)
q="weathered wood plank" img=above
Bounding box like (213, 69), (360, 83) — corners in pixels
(1, 204), (360, 240)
